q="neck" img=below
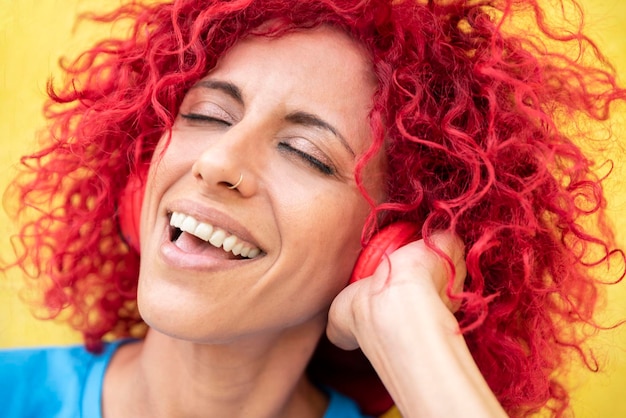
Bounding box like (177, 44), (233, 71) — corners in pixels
(103, 324), (328, 418)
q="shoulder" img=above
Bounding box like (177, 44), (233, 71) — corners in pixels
(1, 343), (99, 371)
(324, 387), (374, 418)
(0, 341), (127, 418)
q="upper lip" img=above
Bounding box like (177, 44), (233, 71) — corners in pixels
(165, 199), (263, 251)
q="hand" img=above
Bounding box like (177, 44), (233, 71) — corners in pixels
(326, 231), (466, 351)
(326, 233), (508, 417)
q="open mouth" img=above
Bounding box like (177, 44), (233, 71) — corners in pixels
(168, 211), (262, 259)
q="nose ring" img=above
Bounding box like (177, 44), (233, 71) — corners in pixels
(227, 173), (244, 190)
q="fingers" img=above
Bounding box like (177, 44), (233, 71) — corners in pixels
(423, 231), (467, 312)
(379, 231), (466, 311)
(326, 230), (467, 350)
(326, 279), (366, 350)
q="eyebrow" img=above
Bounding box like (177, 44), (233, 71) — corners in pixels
(285, 111), (355, 157)
(190, 79), (355, 156)
(190, 79), (244, 104)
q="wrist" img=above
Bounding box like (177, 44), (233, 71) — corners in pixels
(348, 282), (506, 417)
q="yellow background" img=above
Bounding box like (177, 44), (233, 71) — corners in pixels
(1, 1), (625, 416)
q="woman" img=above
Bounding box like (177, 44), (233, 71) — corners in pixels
(2, 0), (624, 417)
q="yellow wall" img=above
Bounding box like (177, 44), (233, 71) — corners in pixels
(1, 1), (625, 416)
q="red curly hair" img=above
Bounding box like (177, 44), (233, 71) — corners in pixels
(5, 0), (625, 416)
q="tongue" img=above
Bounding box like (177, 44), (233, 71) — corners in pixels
(174, 231), (233, 259)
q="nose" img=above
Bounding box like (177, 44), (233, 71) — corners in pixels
(190, 123), (260, 196)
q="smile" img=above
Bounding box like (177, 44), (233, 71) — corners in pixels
(169, 211), (261, 259)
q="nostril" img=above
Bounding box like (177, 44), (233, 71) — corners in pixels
(219, 180), (236, 189)
(190, 160), (205, 181)
(226, 173), (244, 190)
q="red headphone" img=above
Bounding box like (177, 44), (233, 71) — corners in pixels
(118, 174), (145, 253)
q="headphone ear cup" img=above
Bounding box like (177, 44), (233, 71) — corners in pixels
(349, 221), (420, 283)
(118, 175), (145, 253)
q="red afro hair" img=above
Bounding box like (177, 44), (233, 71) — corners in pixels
(5, 0), (625, 416)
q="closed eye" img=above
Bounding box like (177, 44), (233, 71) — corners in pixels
(180, 112), (232, 126)
(278, 142), (334, 175)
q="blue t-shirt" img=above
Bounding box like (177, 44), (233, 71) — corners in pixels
(0, 341), (370, 418)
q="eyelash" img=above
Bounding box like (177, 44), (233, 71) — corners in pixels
(278, 142), (334, 175)
(179, 112), (335, 176)
(180, 112), (231, 126)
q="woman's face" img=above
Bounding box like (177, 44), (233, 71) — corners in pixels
(138, 27), (382, 343)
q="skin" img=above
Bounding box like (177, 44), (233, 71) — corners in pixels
(103, 27), (382, 418)
(328, 234), (508, 417)
(102, 25), (507, 418)
(137, 27), (379, 348)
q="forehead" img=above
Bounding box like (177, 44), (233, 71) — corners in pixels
(217, 28), (373, 96)
(217, 26), (374, 81)
(202, 27), (377, 151)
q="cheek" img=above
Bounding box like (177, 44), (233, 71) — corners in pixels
(139, 140), (192, 250)
(276, 185), (370, 284)
(148, 138), (189, 184)
(145, 139), (193, 202)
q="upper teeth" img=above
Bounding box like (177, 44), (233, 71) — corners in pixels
(170, 211), (261, 258)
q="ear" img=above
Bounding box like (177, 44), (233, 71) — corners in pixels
(118, 174), (146, 253)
